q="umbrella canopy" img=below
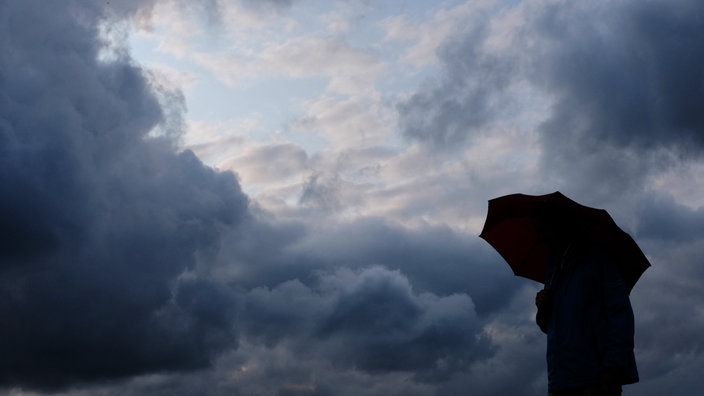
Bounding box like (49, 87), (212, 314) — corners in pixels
(479, 191), (650, 292)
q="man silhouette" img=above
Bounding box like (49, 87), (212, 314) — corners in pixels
(535, 233), (639, 396)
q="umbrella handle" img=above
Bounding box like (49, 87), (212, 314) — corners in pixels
(545, 240), (575, 291)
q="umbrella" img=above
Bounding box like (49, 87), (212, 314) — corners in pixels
(479, 191), (650, 293)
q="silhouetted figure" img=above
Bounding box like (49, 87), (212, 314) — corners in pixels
(535, 237), (639, 396)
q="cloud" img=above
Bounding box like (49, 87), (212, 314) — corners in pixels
(389, 1), (704, 391)
(235, 265), (493, 387)
(0, 0), (248, 389)
(127, 212), (518, 394)
(194, 35), (385, 95)
(6, 0), (704, 394)
(291, 95), (395, 147)
(532, 0), (704, 197)
(634, 193), (704, 242)
(272, 218), (523, 315)
(381, 1), (498, 69)
(314, 267), (491, 381)
(397, 0), (704, 197)
(395, 1), (520, 150)
(241, 0), (294, 11)
(536, 0), (704, 149)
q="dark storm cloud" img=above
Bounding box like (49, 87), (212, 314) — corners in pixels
(628, 193), (704, 377)
(533, 0), (704, 194)
(242, 266), (493, 383)
(536, 0), (704, 150)
(316, 267), (492, 382)
(291, 218), (523, 315)
(634, 193), (704, 242)
(398, 0), (704, 193)
(216, 216), (522, 316)
(0, 0), (247, 389)
(203, 216), (516, 390)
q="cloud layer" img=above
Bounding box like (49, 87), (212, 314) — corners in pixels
(0, 0), (247, 388)
(3, 0), (704, 395)
(398, 0), (704, 197)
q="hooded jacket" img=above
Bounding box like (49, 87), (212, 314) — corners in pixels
(536, 240), (639, 391)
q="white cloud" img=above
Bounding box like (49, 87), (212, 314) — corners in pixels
(380, 0), (499, 68)
(291, 95), (395, 147)
(221, 143), (310, 189)
(260, 36), (386, 94)
(131, 0), (205, 58)
(184, 118), (257, 161)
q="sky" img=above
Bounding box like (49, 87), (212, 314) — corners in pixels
(1, 0), (703, 395)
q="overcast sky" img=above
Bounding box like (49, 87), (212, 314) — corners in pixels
(1, 0), (703, 395)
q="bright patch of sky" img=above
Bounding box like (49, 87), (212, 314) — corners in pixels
(128, 0), (507, 227)
(128, 0), (704, 230)
(130, 0), (471, 137)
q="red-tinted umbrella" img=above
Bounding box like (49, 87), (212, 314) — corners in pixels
(479, 191), (650, 292)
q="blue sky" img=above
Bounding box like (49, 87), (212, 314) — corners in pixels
(2, 0), (704, 395)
